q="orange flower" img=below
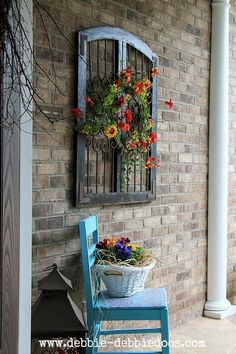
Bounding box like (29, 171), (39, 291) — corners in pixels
(121, 66), (132, 83)
(107, 236), (118, 248)
(143, 79), (152, 90)
(151, 67), (159, 77)
(127, 141), (138, 149)
(145, 157), (160, 168)
(118, 120), (130, 132)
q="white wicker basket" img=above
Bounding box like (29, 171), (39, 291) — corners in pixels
(95, 259), (156, 297)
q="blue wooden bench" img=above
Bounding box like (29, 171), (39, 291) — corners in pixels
(79, 215), (170, 354)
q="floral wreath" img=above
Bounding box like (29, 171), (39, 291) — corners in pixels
(72, 65), (173, 171)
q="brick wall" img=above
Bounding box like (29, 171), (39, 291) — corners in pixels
(228, 5), (236, 304)
(33, 0), (211, 328)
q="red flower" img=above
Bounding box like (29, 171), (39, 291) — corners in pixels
(124, 109), (133, 123)
(115, 80), (121, 87)
(140, 141), (147, 149)
(149, 131), (158, 144)
(127, 141), (138, 149)
(58, 350), (67, 354)
(119, 236), (130, 244)
(97, 239), (109, 249)
(71, 108), (82, 119)
(118, 120), (130, 132)
(145, 157), (160, 168)
(134, 81), (144, 95)
(115, 96), (125, 108)
(165, 98), (173, 109)
(84, 96), (95, 106)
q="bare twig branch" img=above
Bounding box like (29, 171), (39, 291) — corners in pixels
(0, 0), (79, 135)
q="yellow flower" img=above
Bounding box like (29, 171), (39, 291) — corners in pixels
(104, 124), (118, 138)
(113, 83), (119, 92)
(128, 243), (137, 251)
(143, 79), (152, 90)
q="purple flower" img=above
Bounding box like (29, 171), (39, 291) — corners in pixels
(114, 241), (132, 261)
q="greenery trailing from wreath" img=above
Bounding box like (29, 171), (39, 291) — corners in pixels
(72, 65), (160, 175)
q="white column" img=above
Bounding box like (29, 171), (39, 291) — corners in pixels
(205, 0), (236, 319)
(18, 0), (33, 353)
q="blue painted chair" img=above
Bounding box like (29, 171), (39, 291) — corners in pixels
(79, 215), (170, 354)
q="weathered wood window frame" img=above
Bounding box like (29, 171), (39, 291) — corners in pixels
(76, 26), (158, 206)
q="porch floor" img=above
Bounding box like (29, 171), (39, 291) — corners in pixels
(102, 314), (236, 353)
(170, 314), (236, 353)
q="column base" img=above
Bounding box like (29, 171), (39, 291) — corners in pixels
(204, 304), (236, 319)
(205, 299), (231, 311)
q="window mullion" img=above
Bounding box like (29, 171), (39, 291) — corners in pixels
(150, 55), (158, 193)
(118, 40), (127, 70)
(76, 34), (88, 203)
(114, 40), (128, 192)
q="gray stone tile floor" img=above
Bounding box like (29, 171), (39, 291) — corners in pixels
(101, 314), (236, 353)
(170, 314), (236, 353)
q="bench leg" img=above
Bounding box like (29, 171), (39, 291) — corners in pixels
(86, 319), (101, 354)
(87, 318), (95, 354)
(93, 321), (101, 353)
(161, 308), (170, 354)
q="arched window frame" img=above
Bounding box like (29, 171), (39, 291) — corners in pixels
(76, 26), (159, 206)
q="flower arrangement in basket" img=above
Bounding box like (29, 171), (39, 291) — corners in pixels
(95, 236), (156, 297)
(72, 65), (160, 172)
